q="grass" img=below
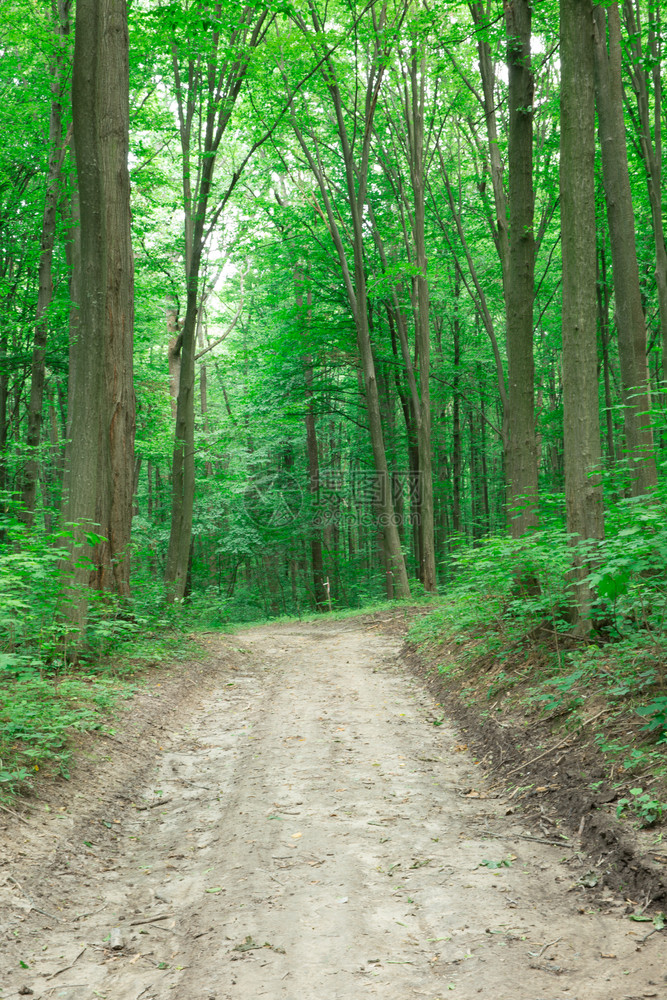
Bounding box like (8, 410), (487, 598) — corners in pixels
(0, 626), (207, 803)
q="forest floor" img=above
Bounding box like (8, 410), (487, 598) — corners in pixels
(0, 613), (666, 1000)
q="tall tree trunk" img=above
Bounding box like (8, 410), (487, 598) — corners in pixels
(165, 259), (201, 598)
(593, 2), (657, 494)
(469, 409), (480, 542)
(296, 271), (326, 610)
(62, 0), (135, 626)
(622, 0), (667, 386)
(199, 361), (213, 478)
(560, 0), (605, 628)
(21, 0), (71, 522)
(469, 1), (510, 289)
(452, 268), (463, 536)
(406, 42), (436, 591)
(167, 298), (180, 419)
(0, 327), (8, 505)
(147, 459), (153, 518)
(597, 234), (616, 464)
(504, 0), (539, 535)
(478, 369), (491, 533)
(164, 7), (270, 601)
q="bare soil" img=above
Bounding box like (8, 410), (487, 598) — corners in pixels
(1, 617), (665, 1000)
(401, 632), (667, 910)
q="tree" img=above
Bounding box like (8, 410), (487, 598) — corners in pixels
(20, 1), (72, 523)
(560, 0), (605, 626)
(162, 2), (272, 602)
(622, 0), (667, 389)
(281, 0), (412, 599)
(61, 0), (135, 622)
(504, 0), (538, 536)
(593, 2), (656, 495)
(372, 12), (437, 591)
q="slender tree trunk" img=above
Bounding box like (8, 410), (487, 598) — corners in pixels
(164, 8), (269, 601)
(200, 361), (213, 477)
(469, 1), (510, 288)
(0, 327), (8, 504)
(597, 235), (616, 464)
(622, 0), (667, 386)
(62, 0), (135, 626)
(406, 44), (436, 591)
(504, 0), (539, 535)
(561, 0), (605, 628)
(452, 270), (462, 536)
(165, 264), (200, 598)
(21, 0), (71, 522)
(167, 298), (180, 419)
(296, 271), (326, 610)
(593, 2), (657, 494)
(478, 370), (491, 533)
(469, 409), (480, 542)
(147, 459), (153, 518)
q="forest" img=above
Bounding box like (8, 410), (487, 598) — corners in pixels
(1, 0), (667, 799)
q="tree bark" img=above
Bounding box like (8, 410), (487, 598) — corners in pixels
(560, 0), (605, 628)
(452, 273), (463, 536)
(406, 43), (436, 592)
(62, 0), (135, 625)
(469, 1), (510, 290)
(296, 271), (326, 610)
(593, 3), (656, 494)
(597, 235), (617, 465)
(504, 0), (539, 536)
(21, 0), (71, 523)
(622, 0), (667, 387)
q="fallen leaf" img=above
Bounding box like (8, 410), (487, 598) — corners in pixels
(291, 832), (302, 839)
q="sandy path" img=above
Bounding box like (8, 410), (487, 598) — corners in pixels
(1, 622), (664, 999)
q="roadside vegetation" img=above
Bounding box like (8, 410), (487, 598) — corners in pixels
(409, 479), (667, 834)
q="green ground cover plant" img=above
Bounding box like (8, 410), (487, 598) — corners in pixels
(408, 486), (667, 817)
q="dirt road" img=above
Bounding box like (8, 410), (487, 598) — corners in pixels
(1, 622), (665, 999)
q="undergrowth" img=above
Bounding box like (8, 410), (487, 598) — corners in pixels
(0, 508), (211, 802)
(409, 487), (667, 822)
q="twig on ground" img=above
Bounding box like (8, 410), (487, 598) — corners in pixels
(640, 927), (662, 945)
(7, 875), (62, 923)
(0, 803), (32, 826)
(538, 937), (561, 957)
(47, 946), (87, 979)
(134, 798), (173, 811)
(505, 708), (608, 777)
(484, 832), (574, 848)
(130, 913), (175, 927)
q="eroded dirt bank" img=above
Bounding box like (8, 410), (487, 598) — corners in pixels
(1, 621), (665, 999)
